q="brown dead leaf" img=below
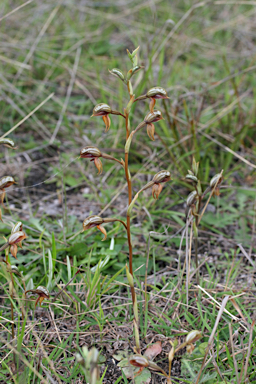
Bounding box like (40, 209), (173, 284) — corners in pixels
(144, 341), (162, 360)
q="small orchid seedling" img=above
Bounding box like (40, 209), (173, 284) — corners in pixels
(81, 46), (171, 358)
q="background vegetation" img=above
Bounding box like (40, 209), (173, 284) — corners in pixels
(0, 0), (255, 383)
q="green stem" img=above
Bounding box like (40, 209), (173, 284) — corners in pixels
(9, 271), (16, 365)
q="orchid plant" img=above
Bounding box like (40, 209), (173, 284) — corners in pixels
(81, 47), (171, 361)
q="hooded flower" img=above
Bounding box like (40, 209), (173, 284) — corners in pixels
(25, 286), (50, 307)
(91, 103), (124, 132)
(134, 110), (164, 141)
(151, 170), (171, 199)
(135, 87), (169, 112)
(8, 230), (26, 259)
(0, 176), (16, 204)
(83, 215), (107, 241)
(80, 146), (103, 174)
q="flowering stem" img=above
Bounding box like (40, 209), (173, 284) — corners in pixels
(0, 242), (9, 252)
(101, 153), (123, 166)
(194, 194), (202, 285)
(124, 86), (135, 303)
(9, 270), (16, 365)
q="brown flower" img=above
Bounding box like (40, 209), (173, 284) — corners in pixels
(8, 231), (26, 259)
(0, 176), (16, 204)
(135, 87), (169, 112)
(80, 146), (103, 174)
(151, 170), (171, 199)
(25, 286), (50, 307)
(134, 110), (164, 141)
(91, 103), (124, 132)
(83, 215), (107, 241)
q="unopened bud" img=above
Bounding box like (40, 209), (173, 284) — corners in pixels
(192, 157), (199, 176)
(131, 65), (143, 76)
(210, 173), (223, 188)
(108, 68), (125, 82)
(168, 346), (175, 362)
(125, 264), (134, 288)
(186, 191), (197, 206)
(11, 221), (23, 234)
(0, 138), (16, 149)
(185, 174), (198, 183)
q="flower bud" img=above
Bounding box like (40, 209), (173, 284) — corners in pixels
(91, 103), (111, 116)
(146, 87), (169, 99)
(210, 173), (223, 188)
(186, 330), (201, 344)
(80, 147), (102, 159)
(185, 174), (198, 183)
(126, 264), (134, 288)
(108, 68), (125, 82)
(127, 46), (140, 63)
(152, 170), (171, 184)
(192, 157), (199, 176)
(83, 215), (104, 231)
(144, 110), (163, 124)
(0, 138), (16, 149)
(186, 191), (197, 207)
(168, 346), (175, 362)
(131, 65), (143, 76)
(11, 221), (23, 234)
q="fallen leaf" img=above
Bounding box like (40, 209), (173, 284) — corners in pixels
(144, 341), (162, 360)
